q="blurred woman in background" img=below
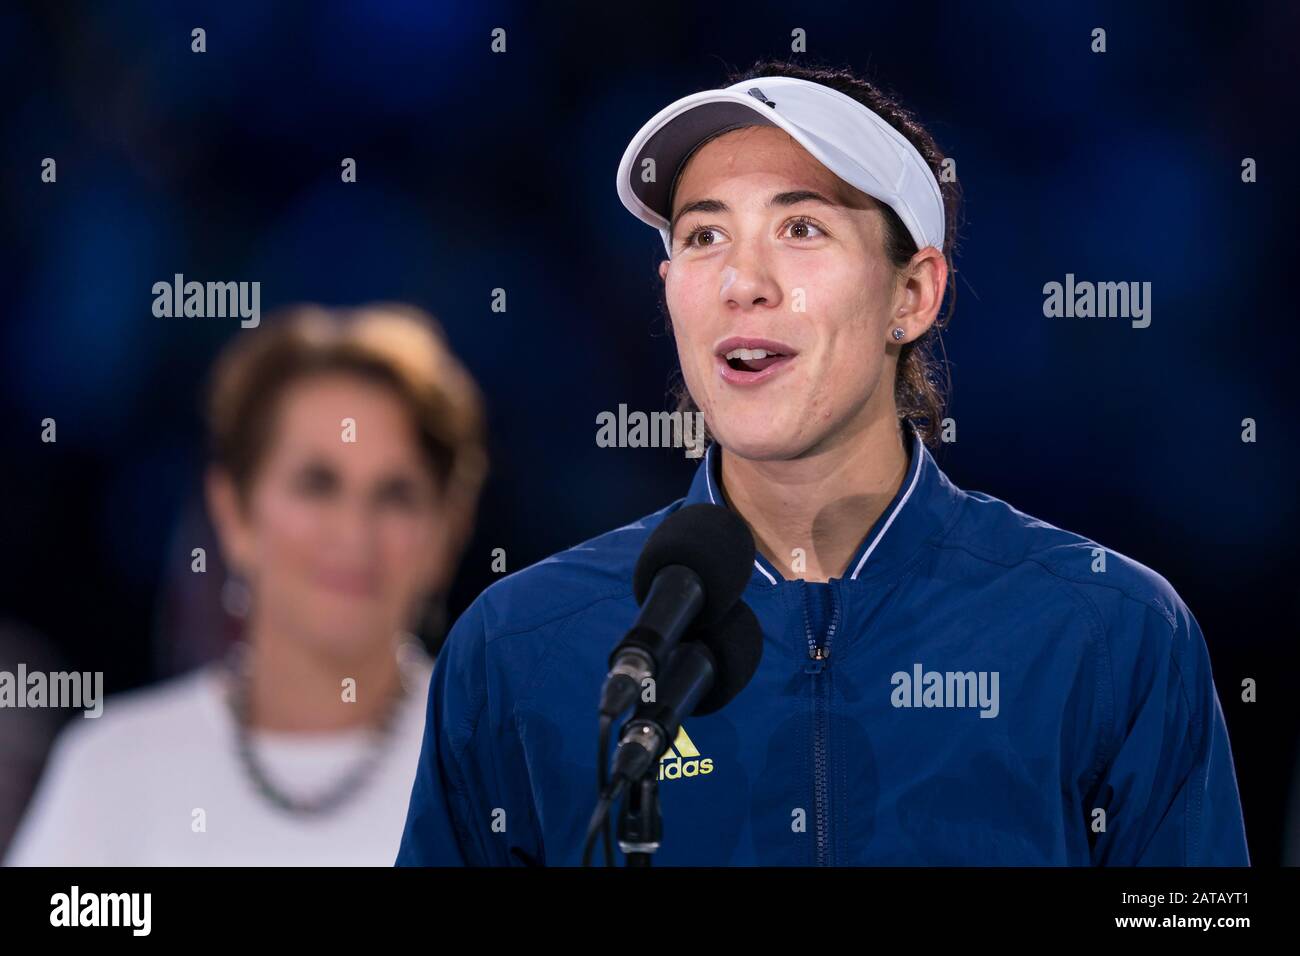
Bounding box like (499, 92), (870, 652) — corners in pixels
(6, 303), (486, 865)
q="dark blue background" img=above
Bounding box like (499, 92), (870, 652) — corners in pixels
(1, 1), (1295, 863)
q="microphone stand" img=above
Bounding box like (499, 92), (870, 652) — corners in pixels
(616, 770), (662, 866)
(608, 642), (717, 865)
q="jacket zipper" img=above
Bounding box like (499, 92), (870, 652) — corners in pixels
(801, 579), (840, 866)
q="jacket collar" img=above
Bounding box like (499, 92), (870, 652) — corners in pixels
(682, 418), (962, 587)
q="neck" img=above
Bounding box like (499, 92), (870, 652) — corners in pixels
(718, 414), (911, 582)
(236, 621), (404, 733)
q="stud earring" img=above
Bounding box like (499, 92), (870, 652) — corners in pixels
(891, 327), (905, 341)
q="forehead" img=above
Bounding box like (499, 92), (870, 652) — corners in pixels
(270, 373), (419, 452)
(670, 125), (862, 211)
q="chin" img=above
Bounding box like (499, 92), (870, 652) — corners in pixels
(711, 421), (810, 462)
(303, 613), (394, 658)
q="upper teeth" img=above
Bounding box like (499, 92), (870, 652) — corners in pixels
(726, 348), (776, 360)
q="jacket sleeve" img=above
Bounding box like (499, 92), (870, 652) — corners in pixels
(1089, 599), (1249, 866)
(395, 597), (538, 866)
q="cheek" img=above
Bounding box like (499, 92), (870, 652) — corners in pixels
(248, 486), (324, 571)
(377, 511), (434, 561)
(818, 339), (885, 407)
(666, 265), (716, 332)
(810, 256), (889, 329)
(376, 510), (441, 586)
(804, 276), (888, 409)
(666, 272), (719, 373)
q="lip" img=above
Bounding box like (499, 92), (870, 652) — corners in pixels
(714, 336), (799, 387)
(313, 569), (380, 599)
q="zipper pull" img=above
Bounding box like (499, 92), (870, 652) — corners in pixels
(809, 645), (830, 661)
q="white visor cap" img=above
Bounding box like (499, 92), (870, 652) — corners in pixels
(616, 75), (945, 259)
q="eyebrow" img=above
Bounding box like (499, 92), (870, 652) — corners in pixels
(671, 190), (840, 238)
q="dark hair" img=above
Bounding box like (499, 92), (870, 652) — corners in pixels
(660, 59), (961, 449)
(205, 302), (488, 507)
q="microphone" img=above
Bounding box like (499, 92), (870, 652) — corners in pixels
(599, 504), (755, 717)
(608, 599), (764, 789)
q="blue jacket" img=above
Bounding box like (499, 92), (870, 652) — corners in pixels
(396, 424), (1249, 865)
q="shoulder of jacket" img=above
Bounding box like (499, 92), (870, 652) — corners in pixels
(947, 489), (1184, 633)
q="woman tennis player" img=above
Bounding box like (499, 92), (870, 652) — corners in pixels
(396, 61), (1248, 865)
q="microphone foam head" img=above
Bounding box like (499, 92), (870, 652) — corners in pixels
(633, 504), (756, 626)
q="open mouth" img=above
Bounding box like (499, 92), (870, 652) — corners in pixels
(715, 338), (797, 385)
(724, 347), (788, 373)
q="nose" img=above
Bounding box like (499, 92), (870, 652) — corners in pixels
(329, 492), (380, 560)
(720, 239), (782, 311)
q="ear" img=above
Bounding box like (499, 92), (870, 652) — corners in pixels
(205, 466), (254, 574)
(889, 247), (948, 344)
(658, 259), (670, 282)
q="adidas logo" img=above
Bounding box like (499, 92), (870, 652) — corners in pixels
(658, 725), (714, 781)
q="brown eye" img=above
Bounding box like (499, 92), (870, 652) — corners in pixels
(784, 216), (826, 240)
(376, 478), (418, 510)
(683, 226), (719, 249)
(295, 462), (338, 496)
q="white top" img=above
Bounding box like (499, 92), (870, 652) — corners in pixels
(3, 651), (433, 867)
